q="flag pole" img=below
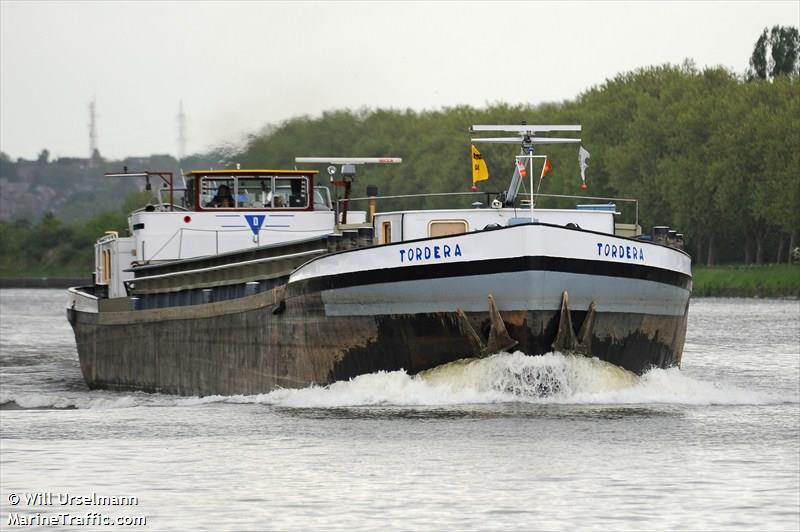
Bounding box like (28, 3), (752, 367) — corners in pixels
(527, 155), (547, 218)
(533, 157), (548, 207)
(529, 155), (534, 218)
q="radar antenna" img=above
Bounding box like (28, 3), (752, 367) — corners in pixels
(294, 157), (401, 225)
(470, 124), (582, 153)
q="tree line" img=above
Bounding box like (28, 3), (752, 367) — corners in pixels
(230, 64), (797, 265)
(1, 26), (797, 273)
(0, 151), (220, 223)
(0, 192), (150, 276)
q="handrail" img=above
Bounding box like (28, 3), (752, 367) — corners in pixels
(338, 190), (639, 227)
(520, 193), (639, 228)
(131, 248), (327, 283)
(523, 192), (638, 203)
(334, 191), (495, 226)
(67, 286), (98, 300)
(142, 226), (331, 262)
(131, 203), (190, 214)
(342, 191), (498, 203)
(106, 170), (175, 210)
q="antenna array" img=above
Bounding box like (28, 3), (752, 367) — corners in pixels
(89, 99), (98, 159)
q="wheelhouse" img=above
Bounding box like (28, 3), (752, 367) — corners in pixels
(180, 169), (331, 212)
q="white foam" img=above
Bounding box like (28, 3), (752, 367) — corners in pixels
(579, 366), (781, 406)
(1, 352), (785, 410)
(0, 390), (140, 410)
(213, 351), (784, 408)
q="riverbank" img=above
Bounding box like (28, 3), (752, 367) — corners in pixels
(692, 264), (800, 298)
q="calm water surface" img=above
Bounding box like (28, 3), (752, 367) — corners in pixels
(1, 289), (798, 531)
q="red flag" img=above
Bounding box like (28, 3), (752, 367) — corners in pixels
(541, 159), (553, 178)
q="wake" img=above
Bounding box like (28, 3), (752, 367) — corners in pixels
(248, 351), (781, 408)
(1, 351), (784, 410)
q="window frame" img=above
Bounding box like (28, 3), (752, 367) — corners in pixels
(195, 174), (313, 211)
(428, 219), (469, 238)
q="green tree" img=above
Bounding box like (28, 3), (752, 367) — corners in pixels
(3, 60), (798, 273)
(748, 25), (800, 80)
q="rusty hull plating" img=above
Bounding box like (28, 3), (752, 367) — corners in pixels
(69, 284), (688, 396)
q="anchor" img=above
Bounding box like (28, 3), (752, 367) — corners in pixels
(457, 294), (519, 358)
(552, 291), (596, 355)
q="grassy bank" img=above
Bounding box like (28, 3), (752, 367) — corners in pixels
(692, 264), (800, 297)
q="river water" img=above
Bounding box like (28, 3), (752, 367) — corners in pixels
(0, 289), (798, 531)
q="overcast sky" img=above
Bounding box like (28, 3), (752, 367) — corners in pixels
(1, 1), (797, 160)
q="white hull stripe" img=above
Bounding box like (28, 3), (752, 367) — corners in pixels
(289, 255), (692, 296)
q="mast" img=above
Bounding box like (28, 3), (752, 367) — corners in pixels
(470, 124), (582, 213)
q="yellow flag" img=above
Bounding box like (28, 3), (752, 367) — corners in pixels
(471, 144), (489, 184)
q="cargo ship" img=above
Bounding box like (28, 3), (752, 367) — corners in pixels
(67, 124), (691, 396)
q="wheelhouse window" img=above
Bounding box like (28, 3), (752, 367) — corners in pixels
(199, 175), (310, 210)
(237, 177), (271, 208)
(202, 177), (236, 208)
(313, 186), (332, 210)
(274, 178), (308, 208)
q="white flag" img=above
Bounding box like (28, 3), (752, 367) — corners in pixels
(578, 146), (590, 183)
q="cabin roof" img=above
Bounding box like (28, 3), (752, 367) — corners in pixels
(186, 169), (318, 176)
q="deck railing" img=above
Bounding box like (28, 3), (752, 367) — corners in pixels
(337, 191), (639, 227)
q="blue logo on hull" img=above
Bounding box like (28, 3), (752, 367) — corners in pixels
(244, 215), (266, 235)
